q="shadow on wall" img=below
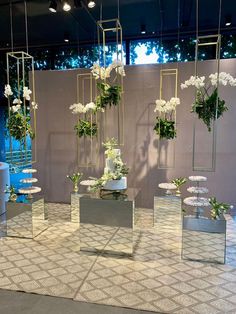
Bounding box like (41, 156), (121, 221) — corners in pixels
(129, 102), (168, 208)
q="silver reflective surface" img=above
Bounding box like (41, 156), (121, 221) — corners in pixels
(6, 197), (48, 239)
(182, 216), (226, 264)
(154, 196), (182, 230)
(78, 189), (137, 256)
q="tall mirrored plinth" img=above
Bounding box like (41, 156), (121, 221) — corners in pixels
(79, 189), (138, 256)
(154, 195), (182, 230)
(6, 196), (48, 239)
(182, 214), (226, 264)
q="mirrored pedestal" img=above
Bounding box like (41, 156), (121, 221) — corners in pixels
(6, 196), (48, 239)
(182, 215), (226, 264)
(79, 189), (138, 256)
(70, 192), (82, 223)
(154, 196), (182, 230)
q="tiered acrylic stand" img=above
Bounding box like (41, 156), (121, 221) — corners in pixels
(19, 168), (41, 199)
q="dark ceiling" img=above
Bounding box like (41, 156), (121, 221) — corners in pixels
(0, 0), (235, 50)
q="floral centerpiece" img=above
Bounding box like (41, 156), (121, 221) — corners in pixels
(209, 197), (232, 220)
(90, 138), (129, 192)
(69, 101), (99, 138)
(67, 172), (83, 193)
(91, 61), (125, 109)
(154, 97), (180, 139)
(4, 84), (37, 142)
(181, 72), (236, 131)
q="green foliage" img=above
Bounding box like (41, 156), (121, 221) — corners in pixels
(171, 177), (187, 188)
(96, 82), (121, 109)
(192, 88), (228, 132)
(74, 119), (98, 138)
(7, 112), (35, 142)
(209, 197), (231, 220)
(154, 117), (176, 139)
(67, 172), (83, 184)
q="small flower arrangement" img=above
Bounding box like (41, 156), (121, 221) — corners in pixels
(5, 184), (17, 202)
(171, 177), (187, 195)
(209, 197), (233, 220)
(67, 172), (83, 193)
(154, 97), (180, 139)
(91, 61), (125, 109)
(4, 84), (37, 142)
(181, 72), (236, 131)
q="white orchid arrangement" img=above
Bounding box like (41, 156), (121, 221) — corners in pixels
(4, 84), (37, 142)
(91, 60), (125, 109)
(90, 138), (129, 192)
(181, 72), (236, 131)
(69, 101), (99, 138)
(154, 97), (180, 140)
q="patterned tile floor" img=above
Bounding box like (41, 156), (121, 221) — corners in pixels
(0, 201), (236, 313)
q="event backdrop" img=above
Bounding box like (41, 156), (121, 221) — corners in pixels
(33, 59), (236, 208)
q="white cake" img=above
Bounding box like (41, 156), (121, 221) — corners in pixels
(103, 148), (127, 191)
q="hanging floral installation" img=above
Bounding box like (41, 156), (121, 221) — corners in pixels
(91, 61), (125, 110)
(69, 101), (100, 138)
(153, 97), (180, 139)
(181, 72), (236, 131)
(4, 84), (37, 142)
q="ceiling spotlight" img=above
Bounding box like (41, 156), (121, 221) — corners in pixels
(87, 1), (96, 8)
(141, 24), (146, 34)
(49, 0), (57, 12)
(63, 1), (71, 11)
(225, 15), (232, 27)
(64, 32), (70, 42)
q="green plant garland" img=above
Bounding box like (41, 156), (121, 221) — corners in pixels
(96, 82), (122, 109)
(7, 112), (35, 142)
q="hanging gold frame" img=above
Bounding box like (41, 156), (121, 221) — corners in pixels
(157, 68), (178, 169)
(6, 51), (37, 167)
(97, 18), (125, 146)
(192, 34), (221, 172)
(76, 73), (99, 168)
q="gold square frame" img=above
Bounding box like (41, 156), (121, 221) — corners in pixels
(6, 51), (37, 168)
(192, 34), (221, 172)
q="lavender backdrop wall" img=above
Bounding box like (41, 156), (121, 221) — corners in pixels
(33, 59), (236, 208)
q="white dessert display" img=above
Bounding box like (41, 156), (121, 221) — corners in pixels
(18, 168), (41, 199)
(189, 176), (207, 182)
(91, 138), (129, 192)
(184, 176), (209, 218)
(158, 182), (176, 195)
(103, 148), (127, 190)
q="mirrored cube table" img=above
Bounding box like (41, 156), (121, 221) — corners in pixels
(154, 195), (182, 230)
(182, 214), (226, 264)
(79, 189), (139, 256)
(6, 196), (48, 239)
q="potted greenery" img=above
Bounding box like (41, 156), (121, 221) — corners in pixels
(209, 197), (232, 220)
(67, 172), (83, 193)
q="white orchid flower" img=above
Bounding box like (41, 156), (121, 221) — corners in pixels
(4, 84), (13, 98)
(11, 104), (21, 113)
(23, 87), (32, 100)
(13, 98), (22, 105)
(31, 101), (38, 110)
(85, 102), (96, 111)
